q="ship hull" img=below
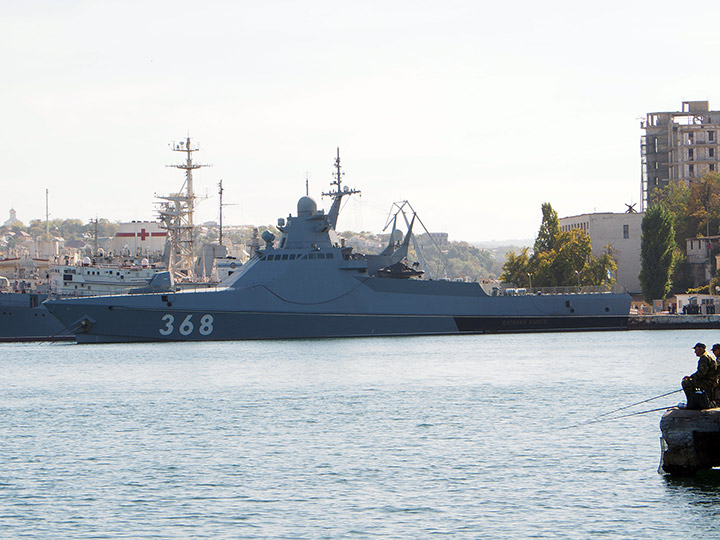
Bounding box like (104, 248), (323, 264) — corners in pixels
(69, 313), (629, 344)
(0, 293), (73, 342)
(45, 281), (631, 344)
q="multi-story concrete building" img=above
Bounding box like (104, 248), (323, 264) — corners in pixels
(419, 232), (449, 245)
(641, 100), (720, 209)
(558, 212), (644, 293)
(685, 235), (720, 287)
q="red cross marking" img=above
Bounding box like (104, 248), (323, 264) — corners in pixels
(138, 228), (149, 241)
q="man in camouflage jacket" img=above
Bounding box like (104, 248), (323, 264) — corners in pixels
(682, 342), (718, 409)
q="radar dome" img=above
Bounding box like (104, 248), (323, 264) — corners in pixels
(297, 196), (317, 216)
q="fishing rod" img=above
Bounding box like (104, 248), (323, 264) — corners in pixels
(593, 389), (682, 419)
(561, 405), (673, 430)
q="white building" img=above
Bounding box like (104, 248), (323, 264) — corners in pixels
(110, 221), (167, 257)
(675, 293), (719, 315)
(559, 212), (644, 294)
(3, 208), (22, 227)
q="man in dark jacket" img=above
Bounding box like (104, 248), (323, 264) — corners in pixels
(682, 342), (718, 409)
(711, 343), (720, 404)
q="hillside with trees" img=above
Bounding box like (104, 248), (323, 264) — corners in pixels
(339, 230), (504, 281)
(2, 214), (512, 281)
(1, 218), (119, 252)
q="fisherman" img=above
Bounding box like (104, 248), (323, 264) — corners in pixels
(712, 343), (720, 404)
(682, 343), (718, 409)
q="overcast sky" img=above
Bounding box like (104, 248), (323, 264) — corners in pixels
(4, 0), (720, 242)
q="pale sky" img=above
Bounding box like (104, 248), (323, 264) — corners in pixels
(4, 0), (720, 242)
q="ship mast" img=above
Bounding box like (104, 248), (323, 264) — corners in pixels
(322, 147), (360, 229)
(218, 179), (224, 247)
(157, 136), (209, 279)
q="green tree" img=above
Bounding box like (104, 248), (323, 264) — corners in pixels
(533, 202), (560, 254)
(639, 204), (676, 302)
(687, 172), (720, 238)
(502, 204), (617, 289)
(551, 228), (592, 285)
(584, 245), (618, 286)
(653, 172), (720, 248)
(651, 180), (690, 250)
(500, 247), (530, 286)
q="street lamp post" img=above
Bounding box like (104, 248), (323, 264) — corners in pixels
(527, 272), (532, 292)
(575, 270), (581, 291)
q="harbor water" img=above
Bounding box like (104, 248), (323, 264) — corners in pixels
(2, 330), (720, 539)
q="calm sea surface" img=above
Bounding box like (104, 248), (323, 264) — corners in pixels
(2, 330), (720, 539)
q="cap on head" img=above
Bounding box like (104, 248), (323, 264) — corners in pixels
(694, 342), (706, 350)
(713, 343), (720, 351)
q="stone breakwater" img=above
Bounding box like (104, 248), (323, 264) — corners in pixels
(660, 407), (720, 475)
(629, 314), (720, 330)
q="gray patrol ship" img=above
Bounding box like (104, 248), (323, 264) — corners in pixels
(46, 151), (631, 343)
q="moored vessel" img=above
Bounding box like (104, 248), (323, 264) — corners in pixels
(46, 150), (631, 343)
(0, 283), (70, 342)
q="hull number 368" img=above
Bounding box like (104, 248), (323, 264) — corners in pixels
(159, 314), (214, 336)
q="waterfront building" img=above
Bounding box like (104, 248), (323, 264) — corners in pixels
(559, 211), (643, 294)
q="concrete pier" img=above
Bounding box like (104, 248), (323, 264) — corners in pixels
(629, 314), (720, 330)
(660, 407), (720, 475)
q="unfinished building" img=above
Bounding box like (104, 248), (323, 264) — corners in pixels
(641, 100), (720, 209)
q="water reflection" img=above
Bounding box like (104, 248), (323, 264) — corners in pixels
(664, 470), (720, 515)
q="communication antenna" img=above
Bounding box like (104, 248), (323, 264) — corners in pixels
(322, 148), (360, 229)
(45, 189), (50, 241)
(219, 180), (224, 246)
(217, 179), (237, 246)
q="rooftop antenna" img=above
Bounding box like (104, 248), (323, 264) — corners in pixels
(92, 216), (99, 255)
(45, 189), (50, 241)
(305, 172), (310, 196)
